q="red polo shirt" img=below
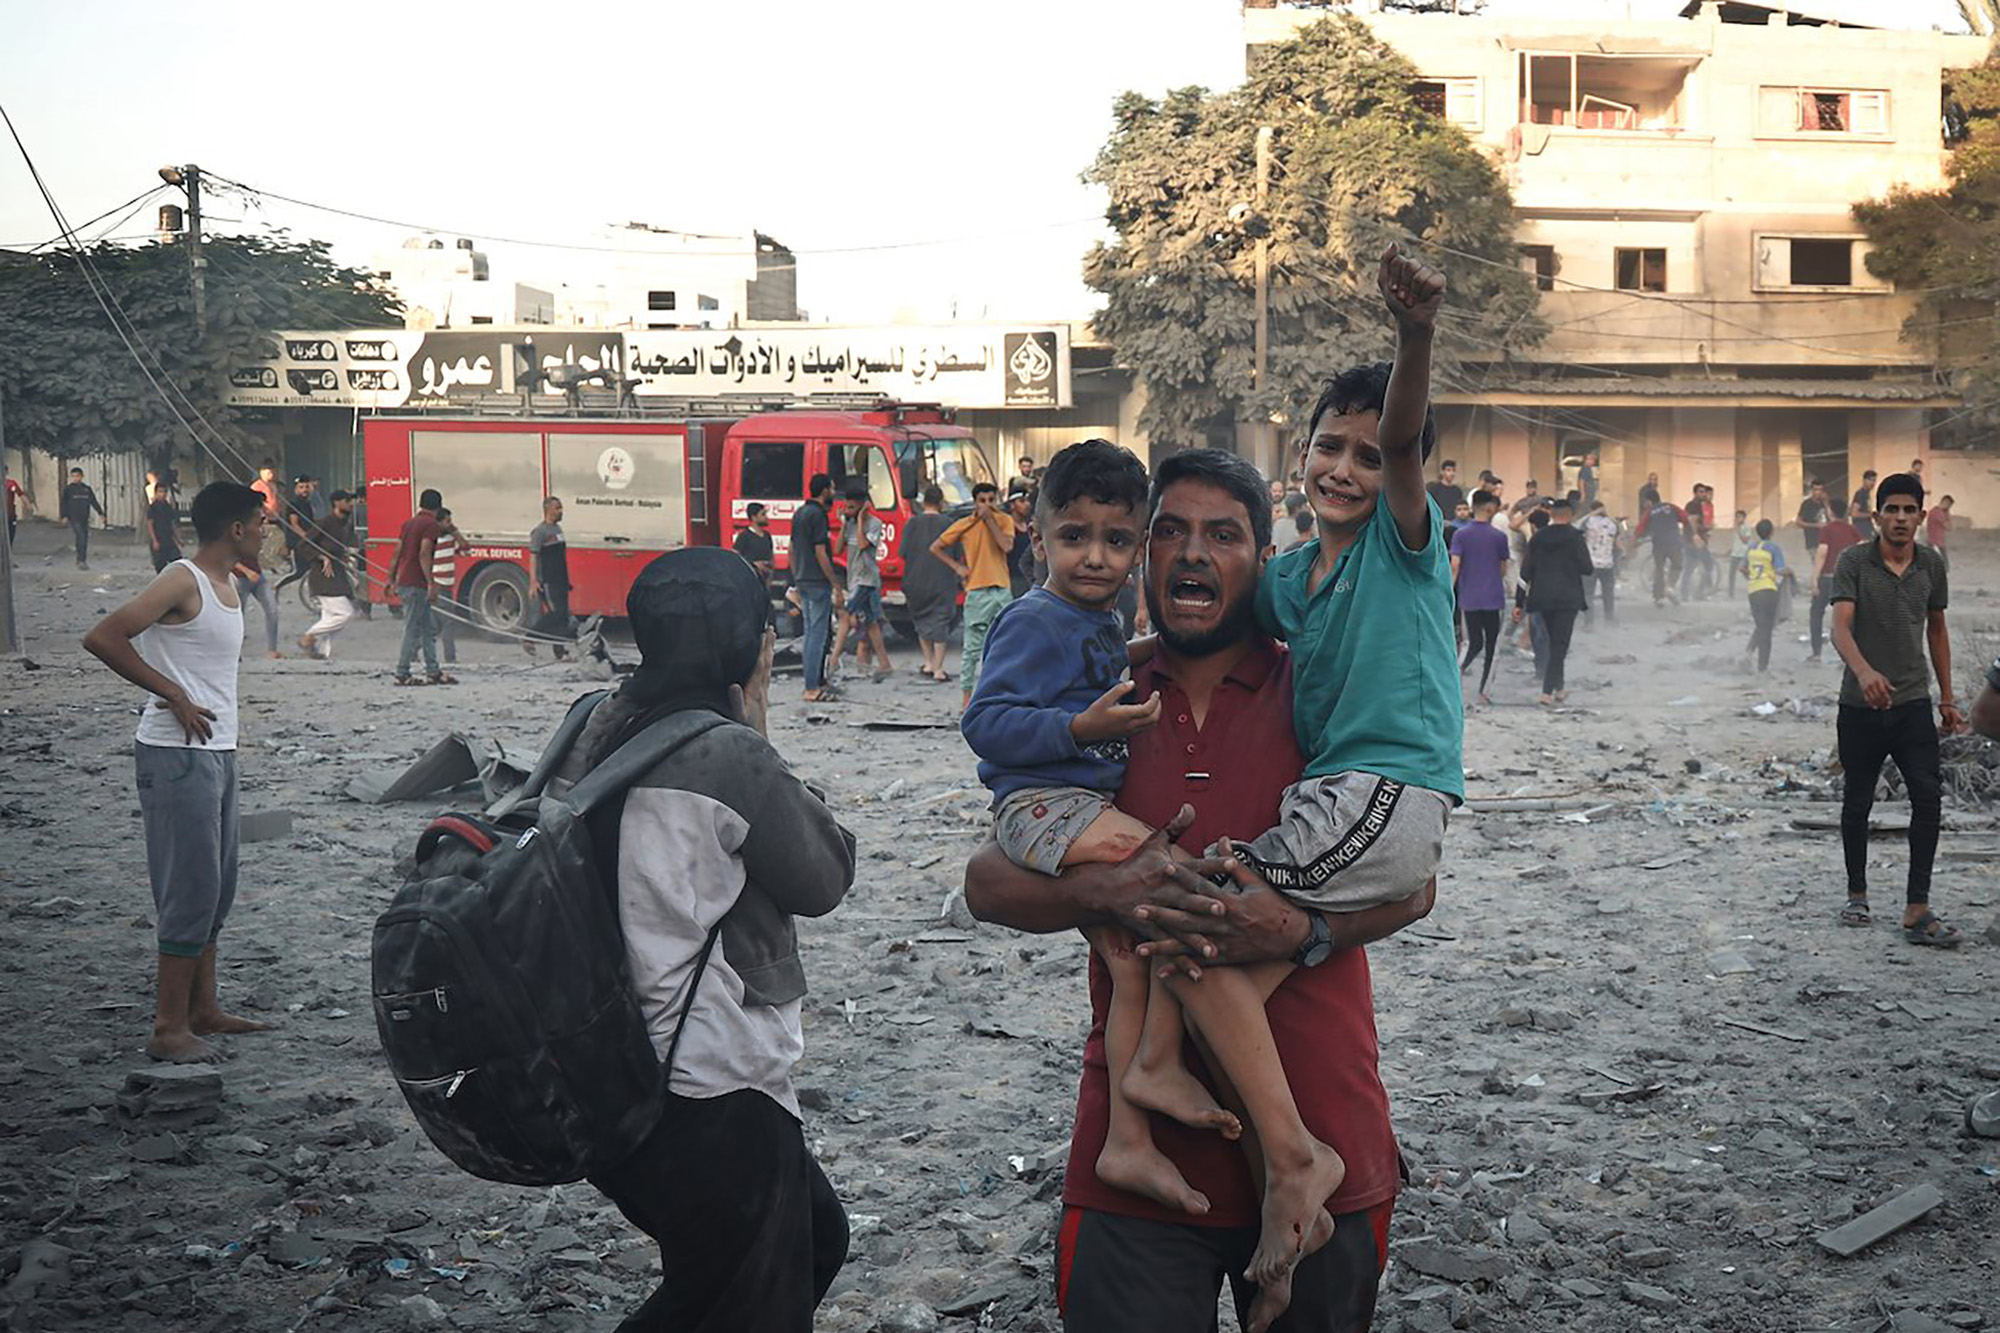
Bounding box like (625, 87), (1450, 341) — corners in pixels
(1061, 637), (1402, 1226)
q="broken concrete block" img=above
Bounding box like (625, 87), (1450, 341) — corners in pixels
(239, 808), (295, 842)
(117, 1065), (223, 1128)
(1814, 1182), (1945, 1257)
(129, 1132), (189, 1163)
(1622, 1281), (1677, 1311)
(1396, 1238), (1511, 1284)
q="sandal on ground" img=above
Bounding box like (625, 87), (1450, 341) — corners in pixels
(1903, 910), (1962, 948)
(1838, 899), (1871, 927)
(803, 688), (846, 704)
(428, 673), (459, 686)
(392, 675), (430, 687)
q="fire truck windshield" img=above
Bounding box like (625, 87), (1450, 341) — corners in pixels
(896, 434), (994, 508)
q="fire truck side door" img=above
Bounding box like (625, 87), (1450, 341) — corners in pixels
(734, 440), (806, 570)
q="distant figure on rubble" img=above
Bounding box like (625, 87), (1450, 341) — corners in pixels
(61, 467), (105, 569)
(84, 482), (275, 1063)
(1828, 472), (1964, 947)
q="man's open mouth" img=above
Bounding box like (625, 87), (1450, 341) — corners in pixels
(1168, 576), (1218, 611)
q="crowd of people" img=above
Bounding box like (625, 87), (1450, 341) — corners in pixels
(54, 237), (1996, 1333)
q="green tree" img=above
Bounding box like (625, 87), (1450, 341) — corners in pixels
(1853, 53), (2000, 431)
(1083, 13), (1540, 448)
(0, 235), (398, 467)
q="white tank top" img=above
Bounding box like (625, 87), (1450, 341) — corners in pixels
(134, 559), (244, 751)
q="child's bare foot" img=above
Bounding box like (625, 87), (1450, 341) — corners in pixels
(1097, 1140), (1212, 1216)
(1247, 1142), (1345, 1286)
(146, 1030), (224, 1063)
(1123, 1062), (1243, 1139)
(192, 1009), (272, 1036)
(1245, 1207), (1334, 1332)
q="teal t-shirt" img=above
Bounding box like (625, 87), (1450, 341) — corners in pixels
(1255, 491), (1465, 802)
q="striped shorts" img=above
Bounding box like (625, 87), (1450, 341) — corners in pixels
(1216, 771), (1447, 913)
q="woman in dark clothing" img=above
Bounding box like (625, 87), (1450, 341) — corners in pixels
(898, 485), (958, 683)
(1520, 498), (1595, 705)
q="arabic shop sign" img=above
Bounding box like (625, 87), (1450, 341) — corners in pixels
(220, 330), (625, 408)
(623, 324), (1070, 408)
(221, 324), (1070, 410)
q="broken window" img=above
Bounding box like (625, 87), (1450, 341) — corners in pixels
(1790, 239), (1853, 286)
(1615, 248), (1666, 293)
(1519, 52), (1693, 130)
(1761, 87), (1888, 134)
(1411, 77), (1481, 127)
(1755, 236), (1873, 290)
(1520, 244), (1557, 292)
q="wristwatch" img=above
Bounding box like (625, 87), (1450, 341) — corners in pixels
(1293, 910), (1334, 968)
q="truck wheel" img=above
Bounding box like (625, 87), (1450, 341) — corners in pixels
(465, 564), (530, 635)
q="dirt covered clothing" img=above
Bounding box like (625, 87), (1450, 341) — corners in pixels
(555, 692), (856, 1119)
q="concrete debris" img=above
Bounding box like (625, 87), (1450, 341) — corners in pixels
(117, 1065), (223, 1128)
(1814, 1182), (1945, 1257)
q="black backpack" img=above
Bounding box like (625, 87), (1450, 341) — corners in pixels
(371, 693), (728, 1186)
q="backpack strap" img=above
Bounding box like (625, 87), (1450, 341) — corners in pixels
(514, 690), (612, 801)
(558, 709), (732, 819)
(662, 924), (721, 1083)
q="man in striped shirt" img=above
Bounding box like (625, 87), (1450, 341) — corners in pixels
(433, 508), (462, 666)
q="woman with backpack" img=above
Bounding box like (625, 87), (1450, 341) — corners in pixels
(562, 548), (857, 1331)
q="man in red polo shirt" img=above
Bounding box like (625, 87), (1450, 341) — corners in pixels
(965, 450), (1435, 1332)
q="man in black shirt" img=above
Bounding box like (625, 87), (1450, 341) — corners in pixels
(527, 495), (573, 658)
(791, 474), (840, 701)
(62, 467), (106, 569)
(146, 483), (181, 572)
(1425, 459), (1466, 517)
(1850, 470), (1877, 539)
(274, 476), (318, 594)
(1576, 450), (1599, 508)
(1796, 478), (1829, 560)
(733, 502), (777, 624)
(1521, 497), (1594, 704)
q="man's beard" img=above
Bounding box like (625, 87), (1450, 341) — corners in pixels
(1148, 585), (1259, 659)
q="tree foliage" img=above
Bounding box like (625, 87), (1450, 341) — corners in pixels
(0, 235), (399, 463)
(1083, 14), (1540, 447)
(1853, 53), (2000, 431)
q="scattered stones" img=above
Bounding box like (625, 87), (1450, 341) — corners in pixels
(129, 1132), (190, 1164)
(878, 1300), (941, 1333)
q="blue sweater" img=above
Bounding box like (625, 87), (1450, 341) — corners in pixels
(960, 587), (1131, 802)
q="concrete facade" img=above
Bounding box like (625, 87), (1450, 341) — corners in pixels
(1243, 1), (1999, 535)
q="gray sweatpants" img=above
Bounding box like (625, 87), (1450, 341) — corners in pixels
(1217, 771), (1448, 913)
(134, 743), (240, 957)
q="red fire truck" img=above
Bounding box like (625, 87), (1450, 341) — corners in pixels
(360, 404), (998, 632)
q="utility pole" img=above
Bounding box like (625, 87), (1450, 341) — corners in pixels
(1252, 125), (1275, 479)
(160, 163), (206, 336)
(0, 388), (19, 656)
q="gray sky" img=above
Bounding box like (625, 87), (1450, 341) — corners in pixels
(0, 0), (1976, 324)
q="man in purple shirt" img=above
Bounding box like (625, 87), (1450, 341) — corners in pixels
(1449, 489), (1510, 704)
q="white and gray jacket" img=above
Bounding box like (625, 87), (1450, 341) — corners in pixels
(560, 697), (855, 1118)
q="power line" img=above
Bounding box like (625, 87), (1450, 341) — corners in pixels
(0, 115), (545, 645)
(206, 170), (1104, 264)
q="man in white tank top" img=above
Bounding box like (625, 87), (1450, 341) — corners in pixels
(84, 482), (274, 1064)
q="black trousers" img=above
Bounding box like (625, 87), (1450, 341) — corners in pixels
(530, 584), (574, 643)
(1059, 1204), (1386, 1333)
(1748, 589), (1780, 671)
(1460, 609), (1501, 693)
(1837, 701), (1942, 905)
(588, 1088), (847, 1333)
(1651, 546), (1681, 602)
(1540, 608), (1578, 694)
(70, 517), (90, 564)
(1809, 576), (1836, 657)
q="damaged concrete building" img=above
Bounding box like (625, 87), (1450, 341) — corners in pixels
(1245, 0), (1997, 524)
